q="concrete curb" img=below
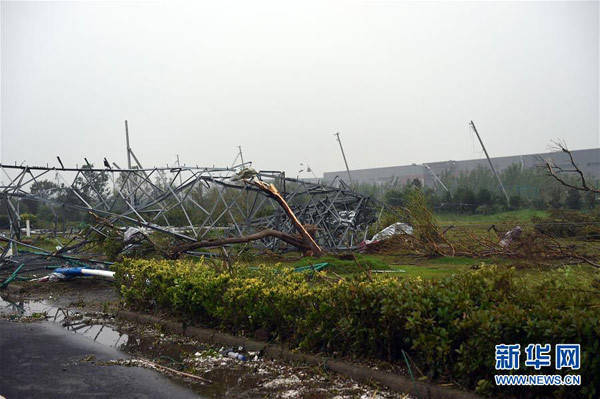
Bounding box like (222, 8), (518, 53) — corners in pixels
(117, 310), (482, 399)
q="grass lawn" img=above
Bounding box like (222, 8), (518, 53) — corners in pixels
(272, 253), (504, 279)
(13, 235), (63, 252)
(266, 249), (597, 281)
(435, 209), (549, 225)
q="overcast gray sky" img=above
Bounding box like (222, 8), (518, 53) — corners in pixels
(1, 0), (598, 177)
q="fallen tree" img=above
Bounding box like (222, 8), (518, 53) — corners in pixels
(245, 177), (323, 256)
(167, 174), (323, 258)
(167, 228), (312, 259)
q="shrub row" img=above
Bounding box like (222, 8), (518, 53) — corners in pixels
(114, 259), (600, 398)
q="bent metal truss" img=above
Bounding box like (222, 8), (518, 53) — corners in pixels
(0, 162), (380, 258)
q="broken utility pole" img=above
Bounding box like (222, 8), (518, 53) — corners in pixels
(423, 163), (450, 195)
(125, 120), (132, 169)
(238, 145), (245, 165)
(334, 132), (352, 185)
(469, 120), (510, 206)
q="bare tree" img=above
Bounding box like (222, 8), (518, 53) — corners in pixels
(543, 141), (600, 194)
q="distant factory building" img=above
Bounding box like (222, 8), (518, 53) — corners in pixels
(321, 148), (600, 187)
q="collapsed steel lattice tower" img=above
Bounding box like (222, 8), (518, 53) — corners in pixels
(0, 162), (379, 258)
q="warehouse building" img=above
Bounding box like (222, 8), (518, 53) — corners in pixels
(321, 148), (600, 187)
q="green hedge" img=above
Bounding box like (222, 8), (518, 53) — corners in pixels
(114, 259), (600, 398)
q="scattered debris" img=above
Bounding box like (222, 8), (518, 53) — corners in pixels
(104, 358), (212, 384)
(365, 222), (413, 245)
(370, 269), (406, 273)
(1, 294), (405, 398)
(499, 226), (522, 248)
(0, 263), (24, 288)
(39, 267), (115, 282)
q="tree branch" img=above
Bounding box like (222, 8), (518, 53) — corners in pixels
(246, 179), (323, 256)
(544, 141), (600, 194)
(167, 228), (310, 258)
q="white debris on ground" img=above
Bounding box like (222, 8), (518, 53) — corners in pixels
(183, 347), (408, 398)
(280, 389), (302, 398)
(103, 321), (412, 399)
(263, 375), (301, 388)
(499, 225), (522, 247)
(365, 222), (413, 245)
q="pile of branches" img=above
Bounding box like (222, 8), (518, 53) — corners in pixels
(364, 188), (598, 268)
(364, 190), (456, 257)
(460, 228), (597, 265)
(366, 221), (598, 268)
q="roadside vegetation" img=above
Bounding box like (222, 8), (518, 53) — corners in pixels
(114, 258), (599, 398)
(106, 168), (599, 398)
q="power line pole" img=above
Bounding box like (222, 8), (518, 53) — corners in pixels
(423, 163), (450, 195)
(238, 145), (245, 165)
(125, 120), (132, 169)
(230, 146), (246, 169)
(334, 132), (352, 184)
(469, 120), (510, 206)
(176, 154), (183, 185)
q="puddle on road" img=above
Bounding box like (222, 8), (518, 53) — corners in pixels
(0, 295), (402, 399)
(0, 296), (128, 348)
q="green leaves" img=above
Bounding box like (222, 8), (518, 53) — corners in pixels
(114, 260), (600, 398)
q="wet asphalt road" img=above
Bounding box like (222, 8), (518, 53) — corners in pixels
(0, 320), (201, 399)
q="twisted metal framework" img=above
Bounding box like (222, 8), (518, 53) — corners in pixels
(0, 162), (379, 258)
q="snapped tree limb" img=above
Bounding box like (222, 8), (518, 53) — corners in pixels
(167, 229), (311, 258)
(167, 176), (324, 258)
(246, 179), (323, 256)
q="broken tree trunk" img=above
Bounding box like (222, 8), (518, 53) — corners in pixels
(247, 179), (323, 256)
(167, 229), (309, 258)
(169, 178), (323, 258)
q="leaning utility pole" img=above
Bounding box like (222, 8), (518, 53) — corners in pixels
(122, 122), (144, 170)
(469, 120), (510, 206)
(238, 145), (245, 165)
(423, 163), (450, 195)
(334, 132), (352, 184)
(125, 120), (132, 169)
(176, 154), (183, 185)
(230, 146), (246, 169)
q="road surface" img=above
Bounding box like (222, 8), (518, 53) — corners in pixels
(0, 320), (201, 399)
